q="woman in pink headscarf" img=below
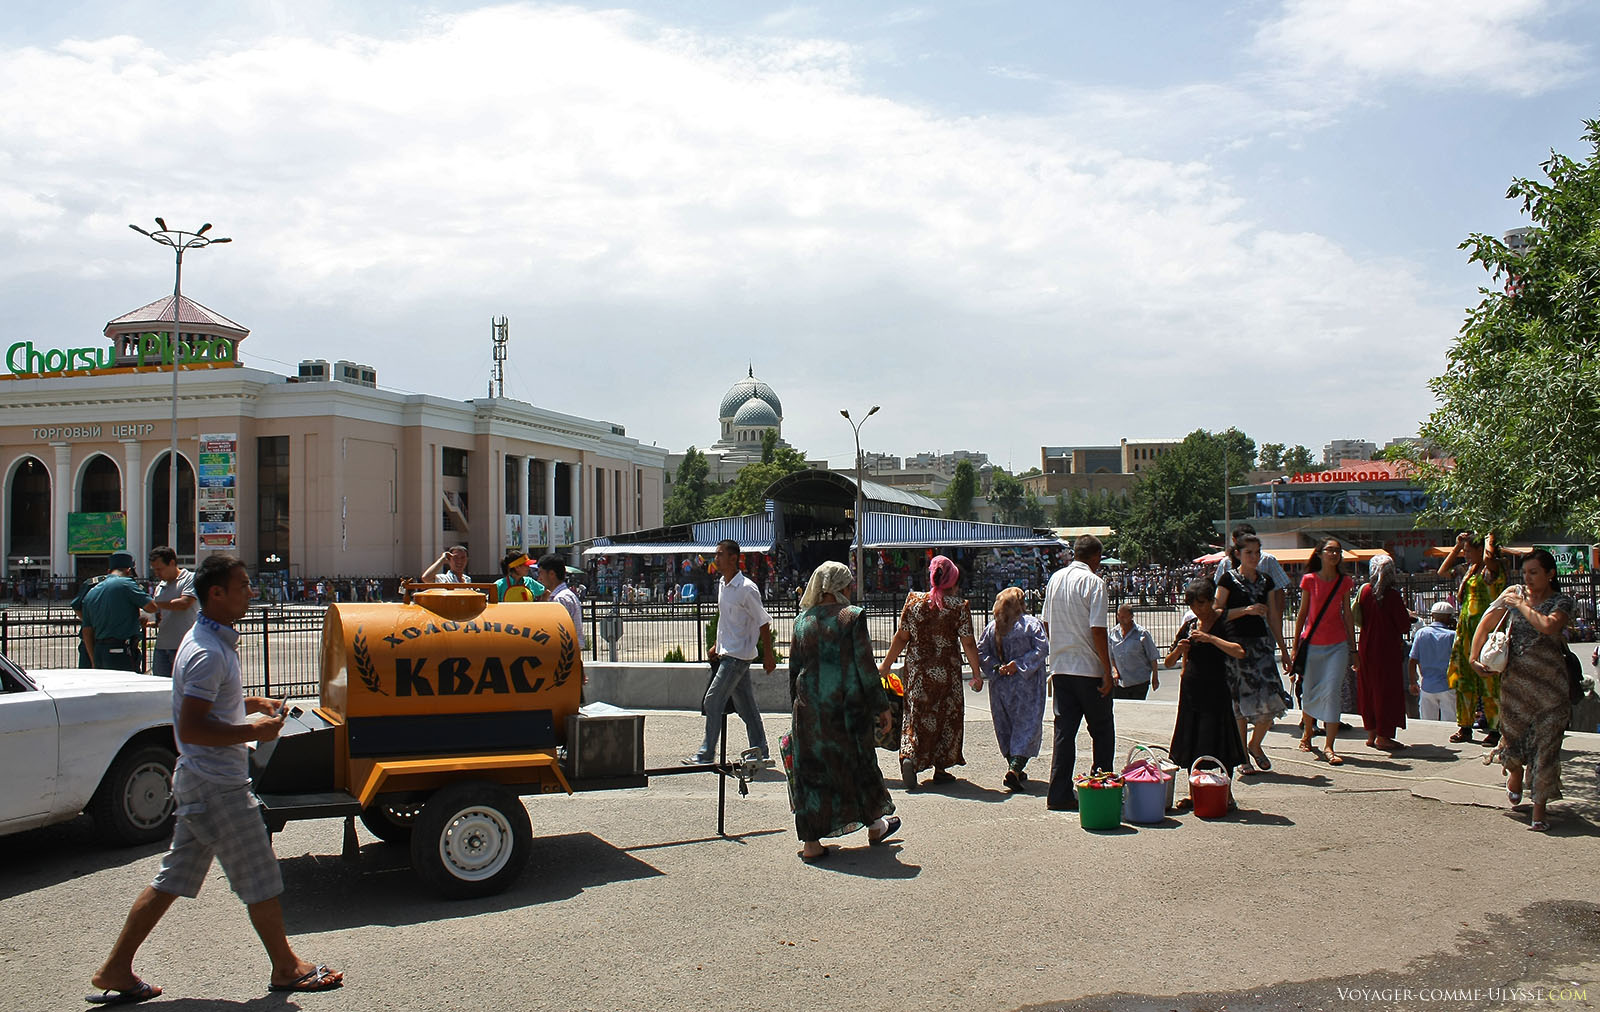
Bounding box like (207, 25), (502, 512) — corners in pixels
(879, 555), (984, 790)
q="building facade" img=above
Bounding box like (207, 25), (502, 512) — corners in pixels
(1, 296), (667, 584)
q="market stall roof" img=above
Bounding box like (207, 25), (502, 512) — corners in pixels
(1423, 544), (1532, 557)
(765, 469), (941, 516)
(582, 541), (773, 557)
(856, 513), (1062, 550)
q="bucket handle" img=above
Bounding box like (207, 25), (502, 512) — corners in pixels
(1125, 743), (1158, 769)
(1189, 755), (1231, 782)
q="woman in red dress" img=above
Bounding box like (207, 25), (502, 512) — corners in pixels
(1356, 553), (1412, 750)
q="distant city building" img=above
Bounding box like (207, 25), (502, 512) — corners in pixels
(860, 451), (901, 473)
(1322, 439), (1378, 466)
(1025, 437), (1178, 497)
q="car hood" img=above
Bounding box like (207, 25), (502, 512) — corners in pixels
(31, 668), (172, 698)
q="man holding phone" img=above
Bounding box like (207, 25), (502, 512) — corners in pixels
(89, 555), (343, 1004)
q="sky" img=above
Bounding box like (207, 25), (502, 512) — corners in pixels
(2, 0), (1595, 470)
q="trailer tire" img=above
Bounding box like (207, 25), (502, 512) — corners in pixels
(359, 801), (422, 845)
(410, 781), (531, 899)
(88, 744), (176, 846)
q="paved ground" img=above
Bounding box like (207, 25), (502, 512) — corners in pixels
(4, 695), (1598, 1012)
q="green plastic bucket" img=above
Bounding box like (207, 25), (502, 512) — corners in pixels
(1074, 775), (1124, 830)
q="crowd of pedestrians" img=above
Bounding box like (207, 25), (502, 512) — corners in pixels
(774, 527), (1587, 853)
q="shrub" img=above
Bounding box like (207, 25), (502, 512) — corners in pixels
(663, 646), (686, 663)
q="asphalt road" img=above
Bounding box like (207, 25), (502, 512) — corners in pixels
(5, 702), (1598, 1012)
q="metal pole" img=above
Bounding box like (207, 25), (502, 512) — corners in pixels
(169, 247), (183, 553)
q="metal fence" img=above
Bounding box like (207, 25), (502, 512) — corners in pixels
(0, 605), (326, 699)
(5, 567), (1594, 695)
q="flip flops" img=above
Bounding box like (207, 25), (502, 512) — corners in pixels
(269, 965), (344, 993)
(85, 981), (161, 1006)
(869, 816), (902, 846)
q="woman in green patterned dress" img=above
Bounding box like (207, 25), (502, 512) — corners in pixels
(789, 561), (900, 862)
(1440, 532), (1506, 745)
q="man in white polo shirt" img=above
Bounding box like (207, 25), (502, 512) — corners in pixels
(686, 539), (776, 764)
(1042, 535), (1115, 811)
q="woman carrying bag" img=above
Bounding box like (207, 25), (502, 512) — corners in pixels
(1291, 540), (1356, 765)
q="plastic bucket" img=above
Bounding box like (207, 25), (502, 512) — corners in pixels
(1189, 756), (1232, 819)
(1123, 744), (1178, 815)
(1121, 761), (1172, 826)
(1074, 775), (1124, 830)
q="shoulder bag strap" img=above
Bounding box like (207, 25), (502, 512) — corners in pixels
(1300, 575), (1343, 648)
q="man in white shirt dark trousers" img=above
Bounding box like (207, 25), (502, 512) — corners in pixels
(687, 539), (777, 764)
(1042, 535), (1115, 811)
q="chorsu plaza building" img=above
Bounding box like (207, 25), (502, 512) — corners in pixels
(0, 295), (666, 585)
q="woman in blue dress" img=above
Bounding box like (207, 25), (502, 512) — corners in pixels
(976, 587), (1049, 792)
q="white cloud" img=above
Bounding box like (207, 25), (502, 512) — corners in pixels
(1255, 0), (1586, 97)
(0, 3), (1460, 461)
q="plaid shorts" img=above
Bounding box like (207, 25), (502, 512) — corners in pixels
(151, 777), (283, 905)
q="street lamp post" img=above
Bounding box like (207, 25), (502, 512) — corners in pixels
(128, 219), (231, 557)
(840, 406), (880, 594)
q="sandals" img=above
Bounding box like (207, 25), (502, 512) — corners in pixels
(1507, 789), (1523, 805)
(1297, 738), (1314, 752)
(798, 846), (834, 863)
(930, 770), (956, 785)
(85, 981), (162, 1006)
(1250, 749), (1272, 772)
(1448, 728), (1473, 743)
(1529, 821), (1550, 832)
(1325, 752), (1344, 766)
(868, 816), (902, 846)
(269, 965), (344, 993)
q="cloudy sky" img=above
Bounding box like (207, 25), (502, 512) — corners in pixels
(2, 1), (1594, 469)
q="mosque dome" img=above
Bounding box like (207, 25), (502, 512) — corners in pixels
(718, 369), (783, 420)
(731, 398), (780, 427)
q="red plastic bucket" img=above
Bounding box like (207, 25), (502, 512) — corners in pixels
(1188, 756), (1232, 819)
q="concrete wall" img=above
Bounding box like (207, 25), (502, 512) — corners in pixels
(583, 661), (791, 713)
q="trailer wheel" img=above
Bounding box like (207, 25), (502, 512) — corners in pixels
(410, 781), (531, 899)
(359, 801), (422, 845)
(89, 744), (176, 846)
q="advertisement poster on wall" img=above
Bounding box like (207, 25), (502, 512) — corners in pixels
(1534, 544), (1592, 576)
(68, 511), (128, 553)
(198, 433), (237, 548)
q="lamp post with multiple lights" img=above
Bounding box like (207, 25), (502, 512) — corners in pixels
(839, 405), (880, 591)
(127, 219), (231, 556)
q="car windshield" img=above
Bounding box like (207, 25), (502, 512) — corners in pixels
(0, 651), (33, 691)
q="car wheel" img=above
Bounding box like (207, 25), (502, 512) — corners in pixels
(359, 800), (423, 845)
(89, 744), (176, 846)
(409, 781), (531, 899)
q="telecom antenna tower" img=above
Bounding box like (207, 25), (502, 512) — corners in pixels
(490, 316), (509, 397)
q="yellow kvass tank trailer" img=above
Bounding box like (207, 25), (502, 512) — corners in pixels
(248, 588), (762, 898)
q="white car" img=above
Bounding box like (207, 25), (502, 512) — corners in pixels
(0, 652), (176, 845)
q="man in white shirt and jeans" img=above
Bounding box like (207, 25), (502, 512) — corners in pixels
(1042, 535), (1115, 811)
(687, 539), (776, 764)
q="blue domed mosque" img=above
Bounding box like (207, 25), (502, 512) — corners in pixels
(668, 366), (797, 483)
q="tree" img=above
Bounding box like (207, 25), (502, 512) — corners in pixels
(1284, 445), (1317, 473)
(703, 444), (810, 518)
(1258, 442), (1285, 470)
(663, 447), (711, 526)
(1118, 428), (1257, 564)
(944, 459), (978, 520)
(1394, 118), (1600, 538)
(989, 471), (1026, 523)
(1018, 466), (1043, 479)
(760, 428), (778, 464)
(1018, 489), (1047, 528)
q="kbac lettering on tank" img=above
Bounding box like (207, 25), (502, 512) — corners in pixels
(394, 655), (547, 696)
(379, 619), (553, 647)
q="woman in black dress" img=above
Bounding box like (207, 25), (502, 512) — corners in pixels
(1166, 577), (1248, 798)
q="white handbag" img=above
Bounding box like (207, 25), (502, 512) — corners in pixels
(1478, 608), (1511, 673)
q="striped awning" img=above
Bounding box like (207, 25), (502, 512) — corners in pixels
(583, 540), (773, 557)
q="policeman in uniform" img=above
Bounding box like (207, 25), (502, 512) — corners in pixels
(81, 552), (159, 671)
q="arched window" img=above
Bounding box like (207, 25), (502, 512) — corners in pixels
(7, 456), (50, 558)
(80, 454), (122, 512)
(149, 452), (196, 556)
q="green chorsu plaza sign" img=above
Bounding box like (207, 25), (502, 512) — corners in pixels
(6, 333), (236, 378)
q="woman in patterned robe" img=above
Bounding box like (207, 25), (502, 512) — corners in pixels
(789, 562), (899, 861)
(879, 556), (984, 790)
(1470, 549), (1573, 831)
(1441, 532), (1506, 744)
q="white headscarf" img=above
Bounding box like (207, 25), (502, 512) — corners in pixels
(800, 561), (853, 610)
(1368, 552), (1395, 599)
